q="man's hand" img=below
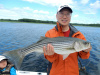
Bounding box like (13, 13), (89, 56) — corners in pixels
(43, 44), (54, 55)
(82, 47), (92, 52)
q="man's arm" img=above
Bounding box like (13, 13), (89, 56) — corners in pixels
(43, 44), (59, 62)
(78, 48), (91, 59)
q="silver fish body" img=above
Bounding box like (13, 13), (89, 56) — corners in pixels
(2, 37), (91, 69)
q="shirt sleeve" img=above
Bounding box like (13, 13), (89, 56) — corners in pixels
(44, 53), (59, 63)
(78, 51), (90, 59)
(10, 67), (17, 75)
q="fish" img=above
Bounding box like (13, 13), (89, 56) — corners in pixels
(2, 37), (91, 70)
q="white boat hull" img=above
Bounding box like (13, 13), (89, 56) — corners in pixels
(16, 70), (47, 75)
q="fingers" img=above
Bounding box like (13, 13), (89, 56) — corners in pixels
(50, 44), (54, 53)
(83, 47), (92, 52)
(47, 44), (50, 54)
(43, 46), (47, 55)
(43, 44), (54, 55)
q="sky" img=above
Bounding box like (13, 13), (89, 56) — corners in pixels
(0, 0), (100, 24)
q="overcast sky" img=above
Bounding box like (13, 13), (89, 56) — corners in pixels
(0, 0), (100, 24)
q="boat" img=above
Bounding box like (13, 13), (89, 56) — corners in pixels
(16, 70), (47, 75)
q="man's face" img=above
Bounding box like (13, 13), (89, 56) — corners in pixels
(0, 60), (7, 69)
(56, 9), (71, 26)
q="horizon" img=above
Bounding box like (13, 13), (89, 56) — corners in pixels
(0, 0), (100, 24)
(0, 18), (100, 24)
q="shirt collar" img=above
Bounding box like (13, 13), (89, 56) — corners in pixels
(0, 67), (6, 71)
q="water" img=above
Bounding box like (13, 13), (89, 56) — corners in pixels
(0, 22), (100, 74)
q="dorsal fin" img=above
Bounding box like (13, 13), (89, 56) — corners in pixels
(36, 36), (48, 43)
(40, 36), (48, 39)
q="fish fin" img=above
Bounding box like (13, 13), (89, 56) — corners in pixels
(63, 54), (69, 60)
(37, 36), (48, 43)
(74, 42), (79, 52)
(40, 36), (47, 39)
(3, 49), (25, 70)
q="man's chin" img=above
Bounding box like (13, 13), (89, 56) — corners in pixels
(60, 23), (69, 26)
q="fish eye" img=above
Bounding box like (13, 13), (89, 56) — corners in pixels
(84, 42), (88, 44)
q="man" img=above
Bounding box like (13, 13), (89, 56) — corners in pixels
(43, 5), (91, 75)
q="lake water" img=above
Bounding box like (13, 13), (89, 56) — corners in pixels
(0, 22), (100, 75)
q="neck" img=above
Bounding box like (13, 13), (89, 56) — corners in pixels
(0, 68), (4, 70)
(62, 24), (69, 32)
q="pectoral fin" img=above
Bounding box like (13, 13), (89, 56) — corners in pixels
(63, 54), (69, 60)
(74, 42), (80, 52)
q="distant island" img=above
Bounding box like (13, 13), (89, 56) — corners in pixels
(0, 19), (100, 27)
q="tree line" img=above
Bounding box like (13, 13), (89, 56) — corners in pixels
(71, 23), (100, 27)
(0, 19), (100, 27)
(0, 19), (56, 24)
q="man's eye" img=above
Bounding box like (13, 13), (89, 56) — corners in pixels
(59, 12), (62, 14)
(67, 13), (70, 15)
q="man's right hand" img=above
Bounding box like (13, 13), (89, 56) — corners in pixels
(43, 44), (54, 55)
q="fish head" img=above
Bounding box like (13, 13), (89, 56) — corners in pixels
(74, 41), (91, 52)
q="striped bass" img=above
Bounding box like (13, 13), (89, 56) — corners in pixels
(2, 37), (91, 70)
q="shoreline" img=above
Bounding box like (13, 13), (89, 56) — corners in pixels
(0, 21), (100, 27)
(0, 21), (55, 25)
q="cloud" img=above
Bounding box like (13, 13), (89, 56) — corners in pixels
(97, 21), (100, 23)
(22, 0), (74, 7)
(90, 0), (100, 9)
(0, 8), (21, 19)
(82, 7), (97, 14)
(74, 15), (79, 17)
(80, 0), (90, 4)
(71, 19), (86, 24)
(0, 0), (99, 24)
(85, 12), (96, 14)
(0, 7), (56, 21)
(12, 7), (49, 14)
(23, 7), (33, 11)
(0, 4), (4, 9)
(12, 7), (33, 12)
(83, 0), (100, 14)
(33, 10), (49, 14)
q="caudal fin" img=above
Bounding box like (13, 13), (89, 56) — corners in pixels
(3, 49), (25, 70)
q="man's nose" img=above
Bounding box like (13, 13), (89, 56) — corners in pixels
(63, 14), (67, 18)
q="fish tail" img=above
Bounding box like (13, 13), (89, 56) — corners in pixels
(3, 49), (24, 70)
